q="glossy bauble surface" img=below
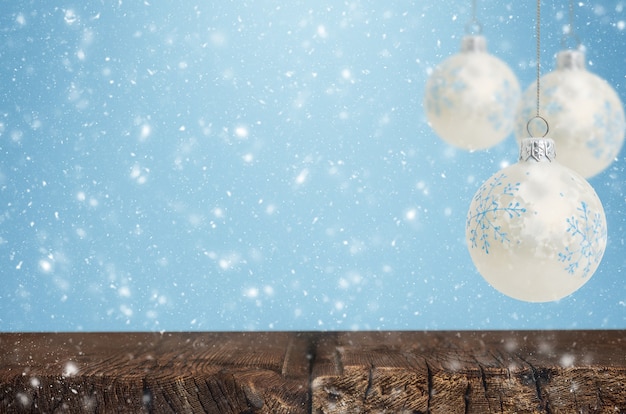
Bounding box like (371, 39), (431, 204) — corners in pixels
(466, 138), (607, 302)
(515, 50), (626, 178)
(425, 35), (521, 150)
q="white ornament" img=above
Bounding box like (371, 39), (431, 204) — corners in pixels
(515, 50), (626, 178)
(466, 137), (607, 302)
(424, 35), (521, 150)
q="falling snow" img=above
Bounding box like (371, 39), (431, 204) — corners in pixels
(0, 1), (625, 332)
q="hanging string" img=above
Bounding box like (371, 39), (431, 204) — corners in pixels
(527, 0), (549, 137)
(535, 0), (541, 118)
(565, 0), (574, 46)
(472, 0), (477, 22)
(465, 0), (483, 35)
(562, 0), (582, 49)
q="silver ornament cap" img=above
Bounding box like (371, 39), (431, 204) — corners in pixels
(556, 49), (586, 70)
(519, 137), (556, 163)
(460, 35), (487, 53)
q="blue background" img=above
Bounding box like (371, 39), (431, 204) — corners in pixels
(1, 1), (625, 331)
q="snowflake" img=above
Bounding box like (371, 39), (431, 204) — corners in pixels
(589, 99), (626, 161)
(542, 86), (563, 116)
(425, 66), (465, 117)
(467, 173), (527, 254)
(558, 201), (606, 278)
(487, 78), (518, 133)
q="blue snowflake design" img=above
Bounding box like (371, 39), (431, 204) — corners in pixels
(467, 173), (526, 254)
(542, 87), (563, 116)
(588, 99), (626, 161)
(425, 65), (466, 117)
(427, 63), (518, 133)
(558, 201), (607, 279)
(486, 78), (519, 133)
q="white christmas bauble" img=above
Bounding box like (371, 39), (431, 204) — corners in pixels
(466, 137), (607, 302)
(515, 50), (626, 178)
(424, 35), (521, 150)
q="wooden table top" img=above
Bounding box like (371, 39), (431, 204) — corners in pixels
(1, 330), (625, 413)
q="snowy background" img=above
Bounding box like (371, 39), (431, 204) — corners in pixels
(1, 1), (625, 331)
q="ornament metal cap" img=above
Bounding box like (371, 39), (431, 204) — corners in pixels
(519, 137), (556, 162)
(460, 35), (487, 53)
(556, 49), (585, 70)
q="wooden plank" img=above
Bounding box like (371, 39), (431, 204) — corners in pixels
(1, 331), (626, 413)
(310, 330), (626, 413)
(0, 332), (311, 413)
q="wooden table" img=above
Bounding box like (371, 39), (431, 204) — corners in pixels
(1, 331), (625, 413)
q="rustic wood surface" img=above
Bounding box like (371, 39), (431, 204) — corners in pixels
(1, 331), (625, 413)
(311, 331), (626, 414)
(0, 332), (312, 413)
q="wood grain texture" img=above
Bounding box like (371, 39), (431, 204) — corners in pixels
(1, 331), (625, 413)
(311, 331), (626, 414)
(0, 332), (311, 413)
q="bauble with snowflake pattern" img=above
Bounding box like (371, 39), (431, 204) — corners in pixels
(515, 50), (626, 178)
(424, 35), (521, 150)
(465, 137), (607, 302)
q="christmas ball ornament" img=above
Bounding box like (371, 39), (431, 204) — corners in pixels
(515, 50), (626, 178)
(466, 136), (607, 302)
(424, 35), (521, 150)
